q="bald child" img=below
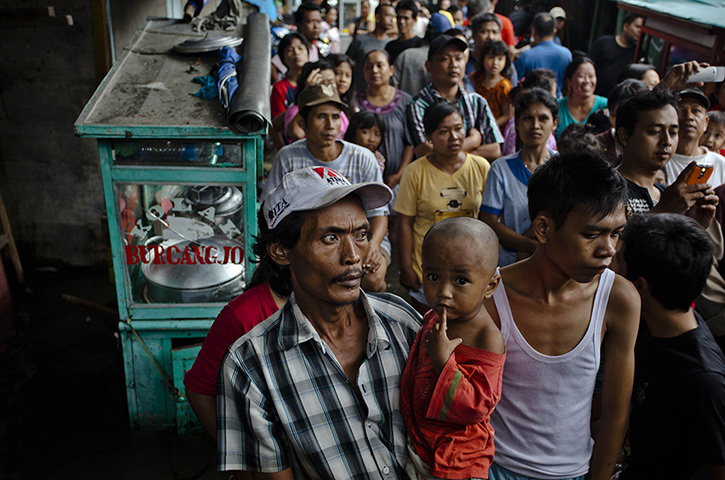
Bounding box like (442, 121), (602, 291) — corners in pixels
(400, 217), (505, 480)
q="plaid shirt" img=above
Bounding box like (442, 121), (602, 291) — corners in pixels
(218, 291), (422, 479)
(405, 82), (504, 150)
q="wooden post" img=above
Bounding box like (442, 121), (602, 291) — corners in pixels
(90, 0), (112, 85)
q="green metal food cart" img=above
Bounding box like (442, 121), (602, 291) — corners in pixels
(74, 15), (269, 432)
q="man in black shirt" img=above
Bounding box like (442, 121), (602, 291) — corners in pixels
(386, 0), (425, 63)
(616, 88), (716, 219)
(589, 13), (642, 97)
(616, 213), (725, 479)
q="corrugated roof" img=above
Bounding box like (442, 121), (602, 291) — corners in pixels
(618, 0), (725, 29)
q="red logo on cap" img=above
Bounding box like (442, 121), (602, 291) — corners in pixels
(312, 167), (343, 179)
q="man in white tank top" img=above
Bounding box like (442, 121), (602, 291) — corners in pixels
(482, 152), (641, 480)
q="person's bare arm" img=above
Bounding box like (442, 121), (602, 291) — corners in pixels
(364, 215), (388, 274)
(386, 145), (415, 189)
(479, 212), (537, 254)
(414, 140), (433, 157)
(470, 142), (501, 160)
(658, 61), (709, 91)
(187, 390), (217, 439)
(462, 127), (482, 153)
(588, 276), (641, 480)
(228, 469), (293, 480)
(497, 102), (514, 130)
(286, 113), (306, 142)
(398, 213), (420, 291)
(270, 63), (281, 84)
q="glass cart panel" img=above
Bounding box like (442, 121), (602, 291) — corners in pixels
(112, 140), (245, 168)
(116, 182), (247, 305)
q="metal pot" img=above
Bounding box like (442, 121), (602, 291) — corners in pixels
(184, 185), (244, 227)
(141, 236), (245, 304)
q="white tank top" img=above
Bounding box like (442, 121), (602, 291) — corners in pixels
(490, 268), (614, 479)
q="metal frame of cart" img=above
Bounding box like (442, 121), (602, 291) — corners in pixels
(75, 17), (266, 431)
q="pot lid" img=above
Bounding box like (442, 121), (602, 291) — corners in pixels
(185, 186), (243, 215)
(141, 236), (244, 290)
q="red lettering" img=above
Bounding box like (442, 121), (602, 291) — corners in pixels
(181, 246), (195, 265)
(125, 245), (140, 265)
(230, 246), (243, 264)
(191, 244), (207, 265)
(139, 245), (151, 264)
(149, 245), (166, 264)
(166, 245), (180, 265)
(204, 245), (217, 264)
(221, 246), (232, 264)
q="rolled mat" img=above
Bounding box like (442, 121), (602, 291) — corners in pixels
(228, 12), (271, 134)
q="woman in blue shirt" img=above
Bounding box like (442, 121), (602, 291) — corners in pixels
(556, 56), (607, 138)
(480, 88), (558, 266)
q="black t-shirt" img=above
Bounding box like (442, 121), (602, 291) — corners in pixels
(588, 35), (635, 97)
(625, 179), (664, 216)
(385, 36), (425, 64)
(622, 314), (725, 479)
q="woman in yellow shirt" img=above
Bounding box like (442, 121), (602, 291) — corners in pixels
(395, 101), (491, 311)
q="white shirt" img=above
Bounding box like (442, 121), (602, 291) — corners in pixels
(664, 149), (725, 188)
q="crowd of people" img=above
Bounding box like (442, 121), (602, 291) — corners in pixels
(183, 0), (725, 478)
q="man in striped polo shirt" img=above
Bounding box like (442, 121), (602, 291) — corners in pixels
(405, 34), (503, 160)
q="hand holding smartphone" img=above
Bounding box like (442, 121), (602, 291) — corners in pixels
(685, 163), (714, 185)
(688, 66), (725, 83)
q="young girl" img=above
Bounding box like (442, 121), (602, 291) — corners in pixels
(344, 110), (392, 293)
(471, 39), (513, 129)
(328, 54), (357, 118)
(344, 110), (387, 173)
(395, 101), (491, 311)
(480, 87), (558, 266)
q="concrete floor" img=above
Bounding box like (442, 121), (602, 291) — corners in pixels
(1, 249), (408, 478)
(0, 266), (226, 479)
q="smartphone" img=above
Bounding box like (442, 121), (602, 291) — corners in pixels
(687, 66), (725, 83)
(685, 163), (714, 185)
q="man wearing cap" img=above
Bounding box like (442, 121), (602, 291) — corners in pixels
(665, 89), (725, 189)
(264, 84), (391, 293)
(405, 34), (503, 158)
(218, 166), (421, 478)
(615, 88), (717, 219)
(515, 12), (572, 97)
(589, 13), (643, 97)
(549, 6), (566, 46)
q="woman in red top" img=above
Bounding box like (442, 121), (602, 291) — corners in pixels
(270, 32), (310, 148)
(183, 208), (292, 437)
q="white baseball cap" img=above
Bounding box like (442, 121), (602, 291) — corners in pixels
(549, 6), (566, 19)
(262, 166), (393, 229)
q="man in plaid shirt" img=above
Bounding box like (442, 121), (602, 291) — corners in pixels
(405, 35), (503, 160)
(218, 167), (422, 479)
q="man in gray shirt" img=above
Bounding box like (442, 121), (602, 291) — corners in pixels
(264, 84), (390, 292)
(346, 3), (396, 92)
